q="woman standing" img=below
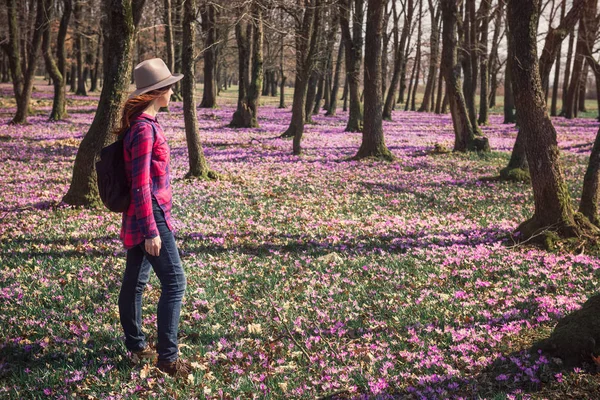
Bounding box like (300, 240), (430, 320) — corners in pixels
(116, 58), (191, 378)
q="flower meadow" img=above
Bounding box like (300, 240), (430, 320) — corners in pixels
(1, 83), (600, 399)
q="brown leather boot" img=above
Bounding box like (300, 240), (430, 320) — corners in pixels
(156, 358), (192, 378)
(131, 345), (156, 363)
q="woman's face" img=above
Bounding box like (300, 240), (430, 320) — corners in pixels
(157, 87), (173, 108)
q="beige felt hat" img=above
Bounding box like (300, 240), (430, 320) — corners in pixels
(129, 58), (183, 98)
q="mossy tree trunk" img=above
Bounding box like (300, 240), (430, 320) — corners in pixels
(200, 2), (218, 108)
(182, 0), (216, 180)
(501, 0), (585, 181)
(43, 0), (72, 121)
(62, 0), (147, 207)
(441, 0), (488, 152)
(353, 0), (393, 161)
(340, 0), (364, 132)
(507, 0), (592, 241)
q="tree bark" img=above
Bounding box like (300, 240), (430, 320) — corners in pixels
(564, 0), (597, 119)
(419, 0), (440, 112)
(561, 27), (575, 115)
(74, 0), (87, 96)
(230, 16), (253, 127)
(551, 3), (565, 116)
(409, 0), (423, 112)
(353, 0), (393, 160)
(477, 0), (491, 125)
(503, 35), (516, 124)
(383, 0), (413, 120)
(43, 0), (72, 121)
(281, 0), (320, 155)
(62, 0), (147, 207)
(279, 22), (286, 109)
(461, 0), (479, 133)
(507, 0), (583, 240)
(182, 0), (215, 179)
(340, 0), (364, 132)
(579, 63), (589, 112)
(8, 0), (45, 124)
(163, 0), (175, 72)
(579, 127), (600, 226)
(434, 60), (444, 113)
(441, 0), (487, 152)
(200, 2), (218, 108)
(326, 39), (344, 116)
(90, 29), (102, 92)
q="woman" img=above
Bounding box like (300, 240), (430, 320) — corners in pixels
(116, 58), (191, 378)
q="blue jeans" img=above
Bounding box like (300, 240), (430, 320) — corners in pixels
(118, 198), (186, 362)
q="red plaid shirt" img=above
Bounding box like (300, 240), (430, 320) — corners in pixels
(120, 113), (173, 249)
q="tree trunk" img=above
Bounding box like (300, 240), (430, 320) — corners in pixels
(246, 4), (263, 127)
(74, 0), (87, 96)
(200, 3), (218, 108)
(404, 57), (416, 112)
(477, 0), (491, 125)
(383, 0), (413, 120)
(342, 77), (348, 111)
(579, 63), (588, 112)
(434, 61), (444, 113)
(9, 0), (45, 124)
(326, 39), (344, 116)
(579, 127), (600, 226)
(164, 0), (175, 73)
(561, 27), (575, 115)
(279, 24), (286, 109)
(503, 37), (516, 124)
(63, 0), (146, 207)
(507, 0), (585, 241)
(354, 0), (393, 160)
(487, 0), (504, 109)
(441, 0), (487, 152)
(564, 1), (598, 119)
(419, 0), (440, 112)
(305, 71), (318, 122)
(281, 0), (320, 155)
(461, 0), (479, 133)
(90, 29), (102, 92)
(340, 0), (364, 132)
(182, 0), (214, 179)
(230, 17), (252, 127)
(43, 0), (71, 121)
(409, 0), (423, 112)
(4, 0), (24, 107)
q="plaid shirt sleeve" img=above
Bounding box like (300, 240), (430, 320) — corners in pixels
(130, 123), (158, 239)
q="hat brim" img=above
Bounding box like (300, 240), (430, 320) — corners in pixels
(128, 73), (184, 98)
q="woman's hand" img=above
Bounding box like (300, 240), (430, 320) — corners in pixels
(145, 236), (162, 257)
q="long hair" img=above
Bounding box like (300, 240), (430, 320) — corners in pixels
(115, 85), (172, 137)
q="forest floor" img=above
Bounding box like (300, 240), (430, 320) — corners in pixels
(1, 82), (600, 399)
